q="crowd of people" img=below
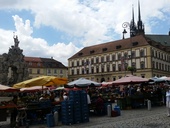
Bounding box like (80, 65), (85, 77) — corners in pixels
(2, 82), (170, 127)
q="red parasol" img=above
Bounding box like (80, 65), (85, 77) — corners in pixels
(112, 75), (149, 85)
(0, 84), (19, 92)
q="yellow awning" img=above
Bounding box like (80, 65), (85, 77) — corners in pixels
(13, 76), (68, 89)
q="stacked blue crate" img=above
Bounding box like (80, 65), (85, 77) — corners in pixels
(61, 100), (74, 125)
(70, 90), (82, 124)
(80, 90), (89, 123)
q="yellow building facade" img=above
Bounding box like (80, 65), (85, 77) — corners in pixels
(68, 34), (170, 82)
(24, 57), (68, 79)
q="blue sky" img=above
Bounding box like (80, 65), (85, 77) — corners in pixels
(0, 0), (170, 66)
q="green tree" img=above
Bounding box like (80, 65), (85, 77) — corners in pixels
(127, 66), (136, 75)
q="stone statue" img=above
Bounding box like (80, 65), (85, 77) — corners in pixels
(0, 34), (29, 86)
(13, 34), (19, 48)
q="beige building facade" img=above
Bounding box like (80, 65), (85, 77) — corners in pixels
(68, 35), (170, 82)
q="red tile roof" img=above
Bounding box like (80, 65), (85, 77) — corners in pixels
(69, 35), (149, 59)
(24, 56), (42, 62)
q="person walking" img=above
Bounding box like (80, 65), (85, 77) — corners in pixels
(166, 88), (170, 117)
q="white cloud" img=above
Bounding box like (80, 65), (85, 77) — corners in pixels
(16, 18), (81, 66)
(0, 15), (81, 66)
(0, 0), (170, 66)
(13, 15), (33, 36)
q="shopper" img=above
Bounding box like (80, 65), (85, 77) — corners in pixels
(166, 87), (170, 117)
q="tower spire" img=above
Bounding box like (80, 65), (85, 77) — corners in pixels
(137, 0), (145, 35)
(130, 4), (137, 37)
(138, 0), (141, 22)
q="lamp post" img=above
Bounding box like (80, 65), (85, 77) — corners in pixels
(122, 22), (135, 75)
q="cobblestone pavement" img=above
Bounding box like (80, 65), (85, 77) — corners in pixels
(1, 105), (170, 128)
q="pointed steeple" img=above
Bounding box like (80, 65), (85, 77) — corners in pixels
(138, 0), (141, 22)
(137, 0), (145, 35)
(130, 5), (137, 37)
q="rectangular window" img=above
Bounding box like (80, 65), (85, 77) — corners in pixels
(112, 55), (115, 61)
(131, 51), (135, 58)
(140, 62), (145, 69)
(96, 58), (99, 63)
(82, 60), (84, 66)
(77, 69), (79, 75)
(140, 50), (144, 57)
(124, 53), (128, 59)
(72, 61), (74, 67)
(91, 58), (94, 64)
(118, 54), (121, 60)
(60, 70), (63, 74)
(29, 69), (32, 74)
(152, 61), (155, 69)
(37, 69), (40, 74)
(96, 67), (99, 73)
(156, 62), (158, 69)
(91, 68), (94, 74)
(54, 69), (57, 74)
(82, 68), (84, 74)
(77, 61), (79, 66)
(107, 65), (110, 72)
(71, 69), (74, 75)
(112, 65), (116, 71)
(101, 57), (104, 63)
(118, 64), (121, 71)
(106, 55), (110, 62)
(48, 69), (51, 73)
(101, 66), (104, 72)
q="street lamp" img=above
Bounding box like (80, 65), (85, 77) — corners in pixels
(122, 22), (135, 75)
(122, 29), (127, 39)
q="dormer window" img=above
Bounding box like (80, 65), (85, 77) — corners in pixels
(90, 50), (95, 54)
(102, 48), (107, 51)
(78, 52), (83, 56)
(29, 62), (32, 66)
(116, 45), (121, 49)
(37, 63), (41, 66)
(132, 42), (138, 46)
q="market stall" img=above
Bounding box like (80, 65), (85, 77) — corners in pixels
(0, 84), (20, 124)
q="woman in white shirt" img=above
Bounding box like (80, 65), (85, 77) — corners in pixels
(166, 88), (170, 116)
(63, 92), (68, 100)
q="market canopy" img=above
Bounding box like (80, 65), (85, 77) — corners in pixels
(67, 78), (101, 88)
(165, 77), (170, 81)
(0, 84), (19, 92)
(149, 76), (165, 83)
(13, 76), (68, 89)
(101, 81), (114, 87)
(112, 75), (149, 85)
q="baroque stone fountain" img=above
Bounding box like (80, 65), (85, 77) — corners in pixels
(0, 34), (29, 86)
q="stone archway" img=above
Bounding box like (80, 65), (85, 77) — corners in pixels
(0, 35), (29, 86)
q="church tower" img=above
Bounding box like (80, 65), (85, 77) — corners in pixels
(129, 0), (145, 37)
